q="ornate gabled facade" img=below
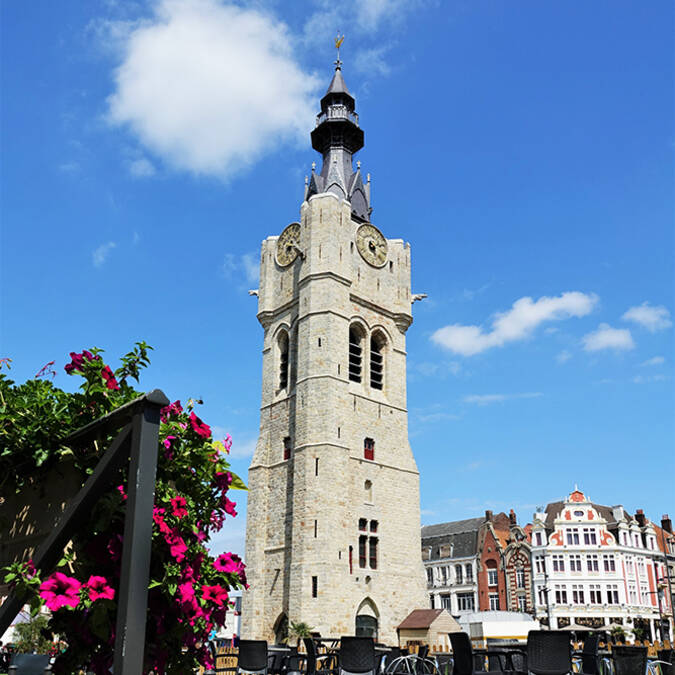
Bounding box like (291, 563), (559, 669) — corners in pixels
(531, 488), (673, 641)
(242, 61), (427, 643)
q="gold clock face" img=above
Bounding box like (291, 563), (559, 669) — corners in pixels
(276, 223), (301, 266)
(356, 224), (388, 267)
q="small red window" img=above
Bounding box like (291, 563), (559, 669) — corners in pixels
(364, 437), (375, 461)
(359, 535), (367, 568)
(369, 537), (378, 569)
(283, 437), (291, 460)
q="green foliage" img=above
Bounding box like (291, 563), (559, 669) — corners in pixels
(288, 621), (314, 640)
(13, 613), (53, 654)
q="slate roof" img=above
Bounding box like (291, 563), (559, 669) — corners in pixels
(421, 517), (484, 560)
(397, 609), (444, 630)
(421, 517), (484, 538)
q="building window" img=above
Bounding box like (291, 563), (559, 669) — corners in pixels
(567, 528), (580, 545)
(369, 537), (378, 569)
(489, 593), (500, 610)
(623, 532), (629, 546)
(535, 532), (543, 546)
(457, 593), (475, 611)
(572, 585), (585, 604)
(364, 437), (375, 461)
(426, 568), (433, 586)
(465, 564), (473, 582)
(349, 326), (363, 383)
(552, 555), (565, 573)
(607, 585), (619, 604)
(589, 585), (602, 604)
(441, 595), (452, 610)
(487, 568), (498, 587)
(364, 480), (373, 502)
(537, 588), (546, 605)
(570, 554), (582, 572)
(430, 594), (435, 608)
(629, 585), (637, 604)
(586, 555), (599, 572)
(455, 564), (463, 584)
(554, 585), (568, 604)
(583, 528), (597, 545)
(518, 595), (527, 612)
(278, 331), (289, 389)
(603, 554), (616, 572)
(283, 436), (291, 460)
(634, 533), (641, 547)
(359, 518), (367, 531)
(535, 556), (545, 574)
(312, 576), (318, 598)
(314, 520), (318, 538)
(370, 333), (385, 390)
(359, 535), (367, 568)
(440, 566), (447, 585)
(370, 520), (378, 533)
(516, 568), (526, 589)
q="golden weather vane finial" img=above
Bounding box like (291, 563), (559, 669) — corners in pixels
(334, 31), (344, 69)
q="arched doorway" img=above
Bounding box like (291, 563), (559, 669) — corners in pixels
(273, 613), (289, 645)
(355, 598), (379, 639)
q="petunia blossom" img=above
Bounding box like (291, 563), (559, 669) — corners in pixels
(165, 530), (188, 562)
(101, 365), (120, 391)
(202, 584), (229, 606)
(189, 411), (211, 439)
(160, 400), (183, 422)
(40, 572), (82, 611)
(86, 575), (115, 602)
(222, 496), (237, 518)
(171, 495), (188, 519)
(213, 552), (245, 576)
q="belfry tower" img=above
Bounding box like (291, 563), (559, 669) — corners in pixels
(242, 59), (427, 643)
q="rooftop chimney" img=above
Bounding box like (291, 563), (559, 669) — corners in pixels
(485, 510), (493, 522)
(509, 509), (517, 526)
(662, 514), (673, 534)
(635, 509), (646, 527)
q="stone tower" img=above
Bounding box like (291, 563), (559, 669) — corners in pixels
(242, 61), (427, 644)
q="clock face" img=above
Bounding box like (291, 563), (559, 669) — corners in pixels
(356, 224), (388, 267)
(276, 223), (301, 266)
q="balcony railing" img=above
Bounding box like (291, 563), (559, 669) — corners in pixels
(316, 106), (359, 126)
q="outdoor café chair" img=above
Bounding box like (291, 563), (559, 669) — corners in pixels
(449, 631), (523, 675)
(526, 630), (572, 675)
(611, 645), (647, 675)
(238, 639), (269, 675)
(573, 634), (601, 675)
(433, 653), (453, 675)
(8, 653), (52, 674)
(655, 649), (674, 675)
(303, 636), (338, 675)
(339, 637), (377, 675)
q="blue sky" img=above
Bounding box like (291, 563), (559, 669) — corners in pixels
(2, 1), (673, 559)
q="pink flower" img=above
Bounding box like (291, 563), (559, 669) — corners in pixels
(23, 559), (36, 578)
(189, 411), (211, 439)
(222, 496), (237, 518)
(165, 530), (188, 562)
(163, 435), (177, 459)
(86, 575), (115, 602)
(40, 572), (81, 611)
(178, 581), (195, 603)
(223, 434), (232, 453)
(210, 510), (225, 532)
(64, 350), (98, 375)
(214, 471), (232, 491)
(117, 485), (127, 501)
(171, 495), (188, 519)
(213, 552), (245, 576)
(202, 584), (229, 606)
(160, 400), (183, 422)
(153, 507), (171, 535)
(101, 365), (120, 391)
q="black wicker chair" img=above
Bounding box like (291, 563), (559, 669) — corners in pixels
(578, 634), (601, 675)
(448, 632), (487, 675)
(238, 640), (269, 675)
(526, 630), (572, 675)
(611, 645), (647, 675)
(303, 637), (338, 675)
(339, 637), (377, 675)
(657, 649), (674, 675)
(8, 654), (52, 674)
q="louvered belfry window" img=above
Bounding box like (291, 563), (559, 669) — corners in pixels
(279, 331), (289, 389)
(370, 335), (384, 389)
(349, 327), (362, 382)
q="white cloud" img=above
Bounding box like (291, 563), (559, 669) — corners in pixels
(354, 46), (392, 76)
(556, 350), (572, 364)
(632, 374), (668, 384)
(582, 324), (635, 352)
(640, 356), (665, 367)
(463, 392), (543, 406)
(92, 241), (117, 267)
(622, 302), (672, 332)
(223, 252), (259, 286)
(129, 157), (156, 177)
(59, 161), (80, 173)
(431, 292), (598, 356)
(106, 0), (319, 181)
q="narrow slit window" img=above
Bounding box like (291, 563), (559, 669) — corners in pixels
(369, 537), (378, 569)
(315, 457), (319, 476)
(359, 535), (367, 568)
(283, 436), (291, 461)
(314, 520), (318, 538)
(364, 437), (375, 461)
(312, 576), (318, 598)
(370, 334), (384, 390)
(349, 327), (363, 382)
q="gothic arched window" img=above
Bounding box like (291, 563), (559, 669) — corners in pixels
(370, 332), (385, 390)
(348, 325), (364, 383)
(278, 330), (289, 389)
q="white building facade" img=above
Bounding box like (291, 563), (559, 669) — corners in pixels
(531, 489), (672, 641)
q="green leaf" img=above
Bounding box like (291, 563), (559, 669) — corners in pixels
(228, 471), (248, 491)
